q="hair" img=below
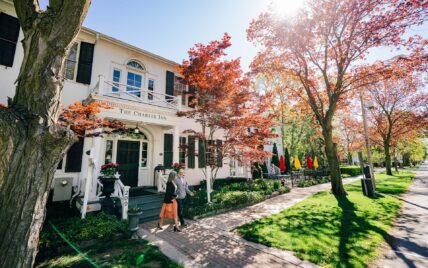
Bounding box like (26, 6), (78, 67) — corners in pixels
(168, 170), (177, 183)
(178, 168), (185, 173)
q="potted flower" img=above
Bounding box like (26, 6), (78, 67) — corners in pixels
(99, 162), (119, 214)
(172, 162), (185, 172)
(128, 207), (143, 236)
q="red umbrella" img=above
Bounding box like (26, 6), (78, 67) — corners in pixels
(306, 155), (313, 169)
(279, 155), (286, 173)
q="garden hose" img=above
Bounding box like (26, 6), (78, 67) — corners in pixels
(48, 220), (101, 268)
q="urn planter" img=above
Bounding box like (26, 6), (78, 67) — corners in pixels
(128, 208), (143, 238)
(100, 176), (118, 214)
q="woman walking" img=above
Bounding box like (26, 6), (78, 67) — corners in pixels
(157, 171), (181, 232)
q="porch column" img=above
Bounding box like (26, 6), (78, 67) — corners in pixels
(173, 126), (180, 164)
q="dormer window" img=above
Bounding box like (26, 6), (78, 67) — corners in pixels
(126, 60), (145, 71)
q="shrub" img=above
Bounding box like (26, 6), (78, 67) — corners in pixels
(39, 212), (127, 250)
(340, 165), (362, 176)
(184, 179), (289, 218)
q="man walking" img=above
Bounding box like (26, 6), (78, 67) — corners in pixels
(175, 168), (194, 227)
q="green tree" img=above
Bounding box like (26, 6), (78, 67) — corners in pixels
(271, 143), (280, 167)
(284, 148), (291, 174)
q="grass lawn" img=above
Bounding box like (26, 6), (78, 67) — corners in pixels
(35, 239), (181, 268)
(238, 171), (414, 268)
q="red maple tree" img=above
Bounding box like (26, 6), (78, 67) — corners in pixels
(177, 34), (277, 185)
(247, 0), (427, 195)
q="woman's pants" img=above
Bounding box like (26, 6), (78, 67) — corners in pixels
(176, 198), (185, 225)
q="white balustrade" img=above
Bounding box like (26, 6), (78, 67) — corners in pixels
(156, 171), (168, 192)
(92, 76), (180, 110)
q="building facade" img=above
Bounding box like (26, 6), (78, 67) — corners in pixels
(1, 0), (256, 217)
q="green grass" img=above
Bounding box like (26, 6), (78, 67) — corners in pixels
(35, 239), (182, 268)
(238, 172), (414, 268)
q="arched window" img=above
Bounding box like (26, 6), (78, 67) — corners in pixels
(126, 60), (145, 71)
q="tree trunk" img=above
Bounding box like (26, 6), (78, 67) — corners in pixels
(0, 1), (90, 267)
(384, 142), (393, 175)
(323, 127), (346, 196)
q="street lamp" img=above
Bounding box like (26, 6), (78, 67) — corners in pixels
(359, 92), (376, 191)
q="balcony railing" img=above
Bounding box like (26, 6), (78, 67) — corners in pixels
(92, 75), (181, 110)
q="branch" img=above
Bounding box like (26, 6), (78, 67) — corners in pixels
(13, 0), (40, 32)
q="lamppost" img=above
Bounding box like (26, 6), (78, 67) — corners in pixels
(359, 93), (376, 190)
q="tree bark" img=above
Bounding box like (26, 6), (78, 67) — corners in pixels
(384, 141), (393, 176)
(0, 1), (90, 267)
(323, 126), (346, 196)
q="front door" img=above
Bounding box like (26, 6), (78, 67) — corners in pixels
(116, 140), (140, 187)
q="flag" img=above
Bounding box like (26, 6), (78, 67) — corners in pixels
(314, 156), (319, 169)
(279, 155), (286, 173)
(306, 155), (313, 169)
(294, 155), (301, 170)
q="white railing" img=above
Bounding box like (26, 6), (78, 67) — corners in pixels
(112, 179), (130, 220)
(230, 166), (246, 177)
(92, 75), (181, 110)
(269, 164), (281, 175)
(156, 170), (168, 192)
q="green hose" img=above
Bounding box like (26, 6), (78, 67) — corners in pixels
(48, 220), (100, 268)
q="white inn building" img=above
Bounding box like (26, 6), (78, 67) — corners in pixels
(1, 0), (266, 221)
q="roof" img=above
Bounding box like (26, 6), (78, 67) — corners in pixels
(80, 27), (180, 67)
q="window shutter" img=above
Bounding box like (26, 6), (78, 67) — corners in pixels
(188, 136), (195, 168)
(65, 139), (84, 172)
(163, 133), (173, 168)
(0, 13), (20, 67)
(217, 140), (223, 167)
(76, 42), (94, 84)
(165, 71), (174, 101)
(179, 137), (186, 165)
(198, 139), (206, 168)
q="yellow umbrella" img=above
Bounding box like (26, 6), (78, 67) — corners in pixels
(294, 155), (301, 170)
(314, 156), (319, 170)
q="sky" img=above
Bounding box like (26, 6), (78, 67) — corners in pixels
(41, 0), (428, 72)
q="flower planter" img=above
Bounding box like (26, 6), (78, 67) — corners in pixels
(128, 210), (143, 238)
(100, 176), (118, 214)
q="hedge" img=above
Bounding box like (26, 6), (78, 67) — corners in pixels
(340, 165), (363, 176)
(199, 177), (248, 190)
(184, 179), (289, 218)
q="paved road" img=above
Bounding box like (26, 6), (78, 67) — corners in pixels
(374, 162), (428, 268)
(138, 176), (362, 268)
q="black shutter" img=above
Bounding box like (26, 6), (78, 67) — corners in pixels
(179, 136), (186, 165)
(76, 42), (94, 84)
(65, 138), (84, 172)
(188, 136), (195, 168)
(198, 139), (206, 168)
(163, 133), (173, 168)
(165, 71), (174, 101)
(217, 140), (223, 167)
(0, 13), (20, 67)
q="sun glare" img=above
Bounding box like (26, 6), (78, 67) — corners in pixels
(270, 0), (306, 17)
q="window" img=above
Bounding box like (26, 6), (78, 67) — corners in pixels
(127, 60), (145, 71)
(148, 79), (154, 100)
(165, 71), (174, 101)
(105, 140), (113, 164)
(64, 43), (78, 80)
(112, 69), (121, 92)
(188, 95), (196, 108)
(141, 141), (148, 167)
(127, 72), (142, 97)
(0, 12), (20, 67)
(187, 136), (195, 168)
(198, 139), (206, 168)
(179, 137), (186, 165)
(65, 139), (84, 172)
(216, 140), (223, 167)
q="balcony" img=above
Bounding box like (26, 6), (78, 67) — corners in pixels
(91, 75), (181, 110)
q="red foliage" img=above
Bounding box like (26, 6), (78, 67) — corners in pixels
(59, 101), (125, 137)
(178, 34), (277, 168)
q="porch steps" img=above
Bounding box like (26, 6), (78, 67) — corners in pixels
(129, 192), (164, 223)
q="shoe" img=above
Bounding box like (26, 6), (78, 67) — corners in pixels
(181, 223), (188, 228)
(157, 223), (163, 230)
(173, 226), (182, 232)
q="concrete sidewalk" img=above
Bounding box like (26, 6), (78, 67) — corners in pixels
(373, 163), (428, 268)
(138, 175), (362, 268)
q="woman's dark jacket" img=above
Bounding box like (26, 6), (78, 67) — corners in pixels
(163, 181), (177, 203)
